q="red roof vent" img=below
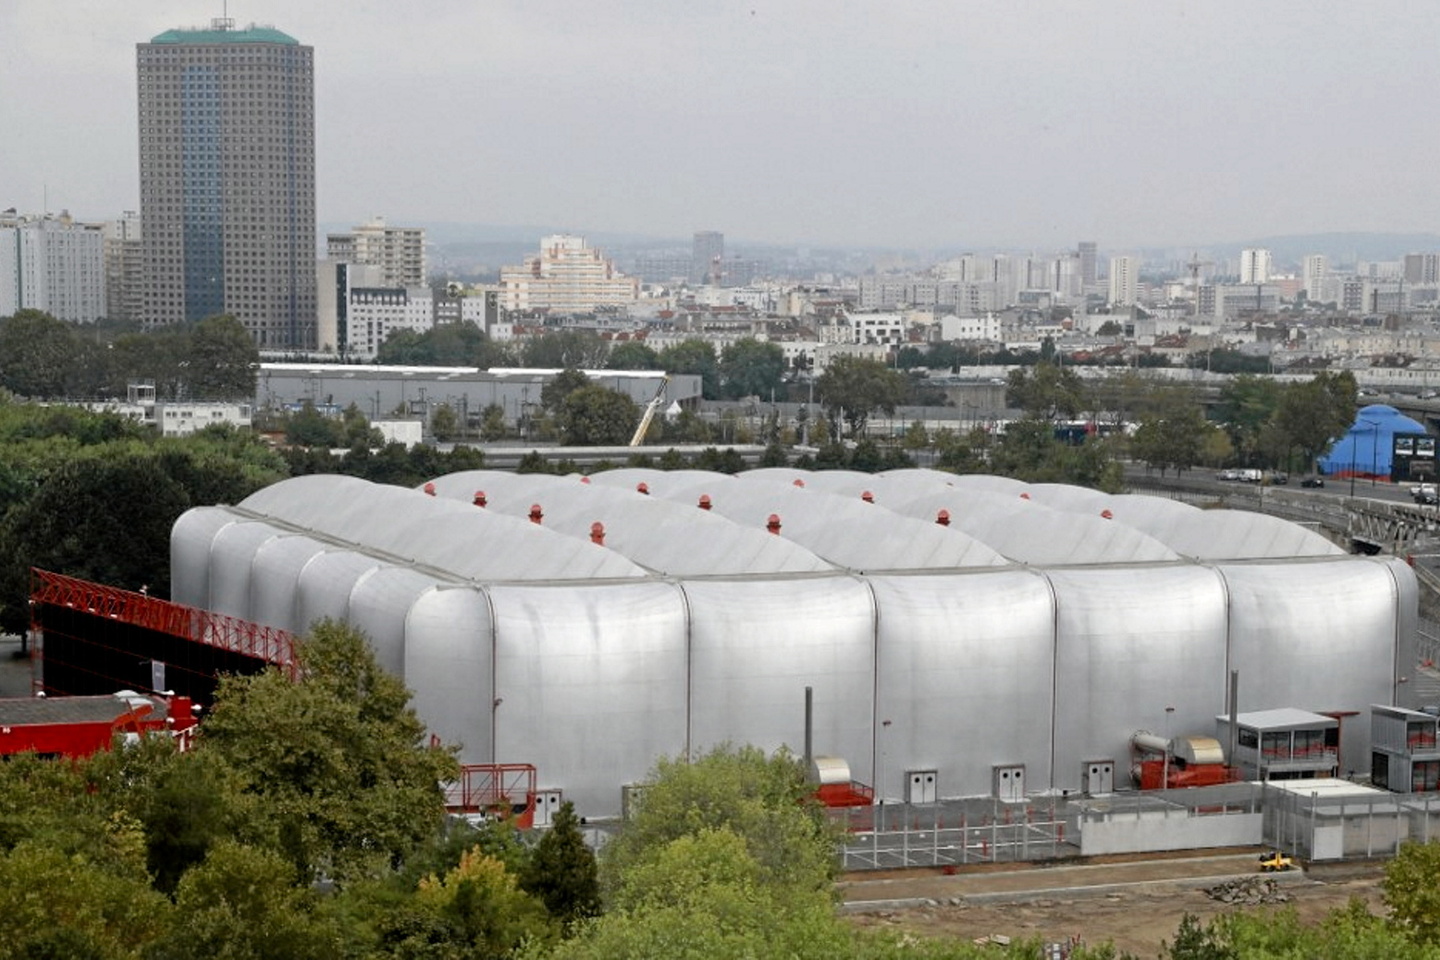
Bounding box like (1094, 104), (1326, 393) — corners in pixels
(636, 482), (650, 495)
(473, 491), (487, 508)
(861, 490), (874, 503)
(936, 509), (951, 526)
(1100, 508), (1113, 519)
(528, 504), (543, 525)
(766, 513), (782, 534)
(423, 482), (436, 496)
(792, 478), (805, 488)
(698, 494), (712, 510)
(1020, 492), (1031, 500)
(580, 476), (591, 484)
(590, 522), (605, 545)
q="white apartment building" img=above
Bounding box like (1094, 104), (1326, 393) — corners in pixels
(1108, 256), (1139, 307)
(939, 313), (1001, 341)
(500, 235), (639, 313)
(0, 211), (107, 322)
(1302, 254), (1328, 302)
(103, 212), (144, 326)
(327, 217), (427, 288)
(1239, 248), (1272, 284)
(344, 286), (435, 360)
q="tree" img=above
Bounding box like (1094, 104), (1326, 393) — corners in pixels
(520, 800), (601, 929)
(1129, 387), (1212, 476)
(658, 339), (720, 400)
(1006, 361), (1088, 422)
(814, 356), (906, 438)
(1384, 838), (1440, 944)
(719, 338), (786, 400)
(0, 309), (86, 398)
(600, 744), (836, 906)
(187, 314), (259, 400)
(151, 841), (341, 960)
(541, 368), (591, 414)
(556, 385), (638, 446)
(479, 403), (508, 441)
(198, 620), (460, 886)
(1096, 320), (1123, 336)
(607, 341), (660, 370)
(1277, 371), (1357, 471)
(431, 403), (460, 442)
(523, 330), (609, 369)
(1214, 374), (1283, 465)
(285, 400), (344, 448)
(415, 848), (554, 956)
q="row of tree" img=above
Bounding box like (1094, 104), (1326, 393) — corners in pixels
(7, 618), (1440, 958)
(0, 310), (259, 401)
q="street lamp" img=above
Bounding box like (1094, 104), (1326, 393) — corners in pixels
(1162, 706), (1175, 794)
(1349, 415), (1382, 498)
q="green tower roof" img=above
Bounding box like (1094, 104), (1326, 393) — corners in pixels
(149, 23), (299, 45)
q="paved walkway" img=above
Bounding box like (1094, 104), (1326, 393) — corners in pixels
(839, 851), (1316, 910)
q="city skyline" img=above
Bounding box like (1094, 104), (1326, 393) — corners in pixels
(6, 1), (1440, 250)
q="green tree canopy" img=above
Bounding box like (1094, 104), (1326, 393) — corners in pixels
(815, 355), (906, 438)
(187, 314), (260, 400)
(1006, 361), (1089, 422)
(658, 339), (720, 400)
(523, 330), (609, 369)
(607, 341), (661, 370)
(719, 338), (786, 400)
(198, 620), (459, 886)
(541, 368), (591, 414)
(557, 385), (639, 445)
(0, 309), (88, 398)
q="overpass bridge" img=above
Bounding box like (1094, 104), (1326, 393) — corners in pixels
(1125, 474), (1440, 558)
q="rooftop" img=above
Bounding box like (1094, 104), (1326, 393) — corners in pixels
(150, 22), (299, 45)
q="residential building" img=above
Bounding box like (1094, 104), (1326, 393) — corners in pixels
(1108, 256), (1139, 306)
(327, 217), (426, 288)
(344, 285), (435, 361)
(1240, 248), (1272, 285)
(1078, 241), (1098, 288)
(1404, 253), (1440, 286)
(0, 211), (107, 322)
(103, 211), (144, 325)
(1302, 254), (1328, 303)
(691, 230), (724, 285)
(137, 19), (316, 348)
(499, 235), (639, 313)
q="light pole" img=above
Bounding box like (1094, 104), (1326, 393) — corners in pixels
(1162, 706), (1175, 794)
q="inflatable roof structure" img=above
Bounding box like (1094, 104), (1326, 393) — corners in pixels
(173, 468), (1416, 815)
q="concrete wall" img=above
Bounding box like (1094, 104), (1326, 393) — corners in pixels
(1074, 808), (1262, 857)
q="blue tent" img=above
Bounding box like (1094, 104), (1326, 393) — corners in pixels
(1317, 404), (1426, 479)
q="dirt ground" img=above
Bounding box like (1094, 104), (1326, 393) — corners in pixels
(842, 857), (1388, 958)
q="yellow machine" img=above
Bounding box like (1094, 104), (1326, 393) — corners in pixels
(1258, 850), (1294, 872)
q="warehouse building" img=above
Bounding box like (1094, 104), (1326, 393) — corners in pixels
(171, 468), (1418, 819)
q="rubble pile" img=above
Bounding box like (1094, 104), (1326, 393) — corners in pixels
(1203, 877), (1290, 905)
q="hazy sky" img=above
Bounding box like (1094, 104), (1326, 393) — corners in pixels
(5, 1), (1439, 250)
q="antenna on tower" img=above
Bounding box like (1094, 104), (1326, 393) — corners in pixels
(213, 1), (234, 31)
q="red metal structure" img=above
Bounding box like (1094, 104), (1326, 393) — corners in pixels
(443, 763), (539, 828)
(31, 569), (297, 673)
(29, 569), (297, 702)
(0, 691), (199, 759)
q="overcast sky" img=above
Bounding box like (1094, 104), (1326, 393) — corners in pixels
(5, 1), (1439, 251)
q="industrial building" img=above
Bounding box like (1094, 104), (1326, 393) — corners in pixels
(171, 468), (1418, 820)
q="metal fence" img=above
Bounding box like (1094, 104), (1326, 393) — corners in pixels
(837, 796), (1075, 871)
(1264, 785), (1440, 860)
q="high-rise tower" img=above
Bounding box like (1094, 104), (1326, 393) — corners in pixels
(691, 230), (724, 285)
(137, 18), (316, 349)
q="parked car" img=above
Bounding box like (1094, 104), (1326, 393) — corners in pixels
(1300, 476), (1325, 488)
(1414, 484), (1438, 505)
(1421, 390), (1438, 400)
(1216, 469), (1241, 481)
